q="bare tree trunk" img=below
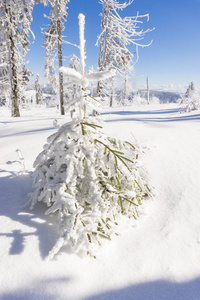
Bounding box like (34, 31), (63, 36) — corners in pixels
(97, 1), (106, 98)
(97, 2), (111, 98)
(57, 19), (65, 115)
(109, 77), (114, 107)
(7, 7), (20, 117)
(102, 4), (111, 69)
(78, 13), (87, 119)
(123, 71), (128, 106)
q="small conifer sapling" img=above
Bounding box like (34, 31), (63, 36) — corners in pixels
(30, 14), (152, 259)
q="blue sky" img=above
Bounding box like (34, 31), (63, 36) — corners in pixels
(27, 0), (200, 89)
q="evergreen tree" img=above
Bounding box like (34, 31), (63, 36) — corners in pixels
(30, 14), (152, 259)
(68, 54), (81, 117)
(35, 74), (43, 105)
(180, 81), (200, 112)
(69, 54), (81, 73)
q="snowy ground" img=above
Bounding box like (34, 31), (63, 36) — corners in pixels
(0, 103), (200, 300)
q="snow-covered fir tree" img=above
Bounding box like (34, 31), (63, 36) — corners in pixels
(0, 0), (34, 116)
(35, 74), (43, 105)
(30, 14), (152, 259)
(67, 54), (81, 117)
(43, 0), (69, 115)
(43, 20), (59, 104)
(97, 0), (153, 106)
(69, 54), (81, 73)
(20, 65), (33, 104)
(21, 65), (33, 87)
(180, 81), (200, 112)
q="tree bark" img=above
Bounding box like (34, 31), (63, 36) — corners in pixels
(57, 19), (65, 115)
(97, 2), (106, 98)
(109, 77), (114, 107)
(97, 2), (111, 98)
(7, 7), (20, 117)
(102, 4), (111, 69)
(78, 13), (87, 119)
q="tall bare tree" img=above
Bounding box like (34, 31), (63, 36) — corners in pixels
(0, 0), (34, 116)
(97, 0), (153, 106)
(43, 0), (69, 115)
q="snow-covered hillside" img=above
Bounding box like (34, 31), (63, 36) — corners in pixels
(0, 103), (200, 300)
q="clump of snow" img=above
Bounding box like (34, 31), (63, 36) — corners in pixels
(78, 13), (86, 76)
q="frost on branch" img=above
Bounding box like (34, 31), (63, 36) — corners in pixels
(96, 0), (154, 105)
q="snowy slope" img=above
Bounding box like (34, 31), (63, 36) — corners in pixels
(0, 104), (200, 300)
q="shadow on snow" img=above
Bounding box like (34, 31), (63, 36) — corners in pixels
(1, 277), (200, 300)
(102, 108), (200, 123)
(0, 116), (65, 138)
(102, 108), (180, 116)
(0, 170), (59, 259)
(0, 276), (70, 300)
(1, 126), (56, 139)
(0, 116), (62, 125)
(85, 277), (200, 300)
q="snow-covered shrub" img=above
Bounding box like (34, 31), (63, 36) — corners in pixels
(29, 14), (152, 259)
(180, 81), (200, 112)
(133, 93), (148, 106)
(30, 116), (151, 258)
(150, 96), (160, 105)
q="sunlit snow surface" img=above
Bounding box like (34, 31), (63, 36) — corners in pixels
(0, 103), (200, 300)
